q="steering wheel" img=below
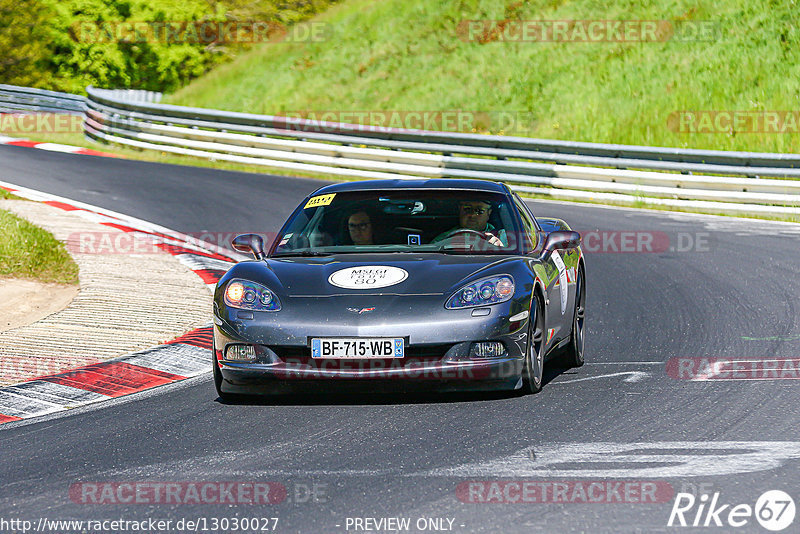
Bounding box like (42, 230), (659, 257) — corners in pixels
(441, 228), (491, 241)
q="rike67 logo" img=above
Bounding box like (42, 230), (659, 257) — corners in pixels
(668, 490), (795, 531)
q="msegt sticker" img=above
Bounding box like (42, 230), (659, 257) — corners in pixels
(329, 266), (408, 289)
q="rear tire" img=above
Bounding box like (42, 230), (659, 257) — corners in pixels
(561, 264), (585, 368)
(522, 294), (545, 394)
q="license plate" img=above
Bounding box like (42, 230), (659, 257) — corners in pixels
(311, 338), (404, 359)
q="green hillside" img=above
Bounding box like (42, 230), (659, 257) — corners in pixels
(168, 0), (800, 153)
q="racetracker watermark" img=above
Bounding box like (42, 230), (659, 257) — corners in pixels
(272, 110), (537, 135)
(578, 230), (709, 253)
(66, 231), (276, 255)
(72, 20), (329, 44)
(666, 357), (800, 381)
(68, 482), (292, 504)
(273, 358), (495, 380)
(66, 230), (711, 255)
(0, 359), (76, 381)
(668, 111), (800, 134)
(0, 113), (83, 135)
(456, 481), (674, 503)
(456, 20), (719, 43)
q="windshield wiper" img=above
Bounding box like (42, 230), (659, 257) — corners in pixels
(272, 250), (333, 257)
(437, 245), (507, 254)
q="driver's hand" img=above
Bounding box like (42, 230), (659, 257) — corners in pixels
(485, 233), (503, 247)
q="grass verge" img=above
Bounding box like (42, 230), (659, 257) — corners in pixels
(0, 189), (25, 200)
(0, 207), (80, 284)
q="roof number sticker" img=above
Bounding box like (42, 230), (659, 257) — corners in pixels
(551, 250), (568, 315)
(329, 266), (409, 289)
(304, 193), (336, 209)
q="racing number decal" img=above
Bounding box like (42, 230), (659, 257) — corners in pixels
(304, 194), (336, 209)
(551, 250), (568, 315)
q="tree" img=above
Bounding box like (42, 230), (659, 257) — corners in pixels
(0, 0), (57, 87)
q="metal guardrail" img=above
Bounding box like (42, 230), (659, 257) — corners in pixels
(0, 85), (161, 114)
(3, 84), (795, 217)
(97, 89), (162, 104)
(82, 86), (800, 217)
(0, 84), (86, 114)
(84, 87), (800, 176)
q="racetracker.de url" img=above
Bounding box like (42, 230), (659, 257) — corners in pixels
(0, 516), (279, 533)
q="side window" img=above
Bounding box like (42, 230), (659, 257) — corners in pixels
(513, 195), (537, 252)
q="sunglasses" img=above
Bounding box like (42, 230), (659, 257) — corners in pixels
(460, 206), (490, 215)
(348, 222), (371, 230)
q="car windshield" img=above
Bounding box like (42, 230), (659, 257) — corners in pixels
(270, 190), (526, 256)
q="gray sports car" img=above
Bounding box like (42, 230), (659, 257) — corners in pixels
(212, 179), (584, 398)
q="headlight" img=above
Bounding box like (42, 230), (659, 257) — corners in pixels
(446, 275), (514, 309)
(224, 279), (281, 311)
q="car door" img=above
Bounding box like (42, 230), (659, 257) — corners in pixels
(513, 194), (567, 350)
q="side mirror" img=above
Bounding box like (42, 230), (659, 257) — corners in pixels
(232, 233), (265, 260)
(540, 230), (581, 259)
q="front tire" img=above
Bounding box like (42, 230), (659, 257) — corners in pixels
(212, 341), (239, 401)
(522, 295), (545, 394)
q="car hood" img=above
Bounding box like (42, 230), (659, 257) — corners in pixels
(215, 253), (531, 343)
(260, 253), (518, 296)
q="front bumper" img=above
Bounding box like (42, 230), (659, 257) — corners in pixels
(218, 358), (522, 394)
(213, 293), (531, 394)
(214, 333), (526, 394)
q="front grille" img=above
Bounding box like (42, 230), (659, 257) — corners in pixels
(269, 344), (453, 369)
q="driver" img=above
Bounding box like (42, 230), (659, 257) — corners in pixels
(432, 200), (507, 246)
(346, 210), (374, 245)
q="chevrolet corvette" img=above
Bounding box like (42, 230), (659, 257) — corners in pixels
(212, 179), (584, 398)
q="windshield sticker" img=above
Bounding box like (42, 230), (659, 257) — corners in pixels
(329, 266), (409, 289)
(304, 194), (336, 209)
(552, 250), (568, 315)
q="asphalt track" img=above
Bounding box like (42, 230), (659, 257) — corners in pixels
(1, 144), (799, 533)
